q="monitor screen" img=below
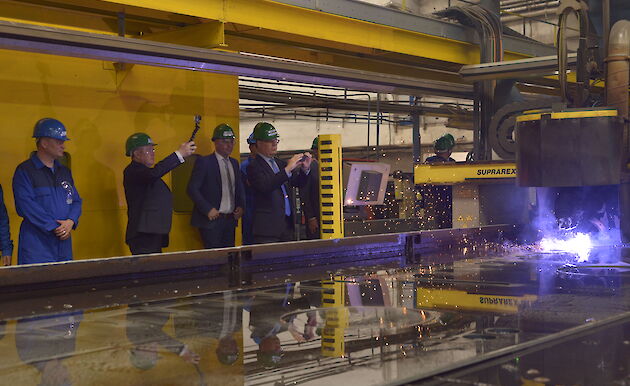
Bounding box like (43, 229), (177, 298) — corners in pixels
(344, 162), (391, 206)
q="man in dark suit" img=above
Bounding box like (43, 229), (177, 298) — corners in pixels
(301, 137), (320, 239)
(247, 122), (312, 244)
(187, 123), (244, 249)
(123, 133), (196, 255)
(240, 133), (257, 245)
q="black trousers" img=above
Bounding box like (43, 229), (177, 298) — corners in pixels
(199, 216), (237, 249)
(253, 216), (295, 244)
(305, 217), (321, 240)
(423, 185), (452, 229)
(128, 232), (164, 255)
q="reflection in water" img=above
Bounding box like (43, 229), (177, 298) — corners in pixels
(248, 283), (320, 369)
(125, 304), (200, 370)
(173, 292), (242, 367)
(1, 248), (629, 385)
(15, 312), (82, 386)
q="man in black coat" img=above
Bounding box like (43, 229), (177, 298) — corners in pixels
(301, 137), (320, 239)
(187, 123), (245, 249)
(247, 122), (312, 244)
(123, 133), (196, 255)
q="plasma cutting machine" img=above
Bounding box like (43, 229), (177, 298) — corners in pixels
(423, 0), (630, 241)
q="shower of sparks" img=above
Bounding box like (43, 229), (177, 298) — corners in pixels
(540, 233), (593, 262)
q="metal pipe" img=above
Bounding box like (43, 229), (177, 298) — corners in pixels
(606, 20), (630, 120)
(376, 93), (381, 159)
(502, 7), (559, 23)
(501, 0), (549, 7)
(479, 0), (500, 14)
(609, 20), (630, 244)
(603, 0), (610, 60)
(502, 1), (558, 15)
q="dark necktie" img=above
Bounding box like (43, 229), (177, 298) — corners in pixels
(270, 158), (291, 217)
(223, 158), (234, 212)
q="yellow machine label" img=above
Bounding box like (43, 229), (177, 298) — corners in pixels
(414, 162), (517, 184)
(516, 108), (618, 122)
(416, 288), (537, 313)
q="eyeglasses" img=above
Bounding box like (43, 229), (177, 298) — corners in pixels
(136, 147), (155, 155)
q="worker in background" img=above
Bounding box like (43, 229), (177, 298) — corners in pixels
(247, 122), (311, 244)
(12, 118), (82, 265)
(301, 137), (320, 239)
(123, 133), (196, 255)
(0, 184), (13, 266)
(240, 133), (258, 245)
(426, 133), (456, 163)
(187, 123), (244, 249)
(424, 133), (456, 229)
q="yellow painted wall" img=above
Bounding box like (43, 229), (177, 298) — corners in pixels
(0, 49), (240, 261)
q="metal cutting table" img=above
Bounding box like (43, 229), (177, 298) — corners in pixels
(0, 225), (628, 385)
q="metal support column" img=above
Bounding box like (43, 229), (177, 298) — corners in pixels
(411, 111), (421, 164)
(319, 134), (344, 239)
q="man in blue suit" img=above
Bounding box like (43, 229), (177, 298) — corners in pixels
(247, 122), (311, 244)
(188, 123), (245, 249)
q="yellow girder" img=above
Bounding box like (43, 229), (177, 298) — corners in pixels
(414, 162), (517, 185)
(94, 0), (529, 65)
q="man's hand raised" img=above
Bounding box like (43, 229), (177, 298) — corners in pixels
(178, 141), (197, 158)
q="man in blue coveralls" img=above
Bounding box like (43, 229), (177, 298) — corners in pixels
(12, 118), (82, 264)
(0, 184), (13, 266)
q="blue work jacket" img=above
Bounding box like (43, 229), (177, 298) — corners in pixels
(13, 154), (82, 264)
(0, 184), (13, 257)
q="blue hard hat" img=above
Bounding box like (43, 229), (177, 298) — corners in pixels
(33, 118), (70, 141)
(247, 133), (256, 145)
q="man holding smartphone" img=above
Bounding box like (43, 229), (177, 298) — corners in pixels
(247, 122), (311, 244)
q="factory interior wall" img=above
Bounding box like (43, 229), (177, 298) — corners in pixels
(0, 49), (240, 261)
(239, 116), (473, 154)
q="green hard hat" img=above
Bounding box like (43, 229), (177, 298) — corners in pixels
(212, 123), (236, 140)
(311, 137), (319, 150)
(129, 348), (158, 370)
(256, 350), (283, 369)
(434, 134), (455, 152)
(253, 122), (279, 141)
(126, 132), (156, 156)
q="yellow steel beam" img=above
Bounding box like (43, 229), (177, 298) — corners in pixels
(516, 108), (618, 122)
(414, 162), (517, 185)
(95, 0), (529, 65)
(224, 33), (463, 84)
(0, 0), (195, 35)
(2, 0), (574, 94)
(416, 288), (537, 313)
(142, 20), (226, 48)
